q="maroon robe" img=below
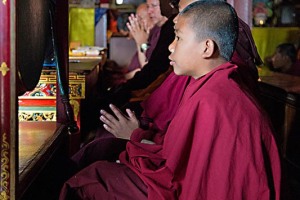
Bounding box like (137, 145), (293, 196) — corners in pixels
(60, 161), (148, 199)
(60, 63), (281, 200)
(120, 62), (281, 199)
(286, 60), (300, 76)
(60, 73), (190, 199)
(70, 16), (261, 169)
(132, 72), (190, 144)
(71, 72), (189, 168)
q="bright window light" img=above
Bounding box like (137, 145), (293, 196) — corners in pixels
(116, 0), (123, 5)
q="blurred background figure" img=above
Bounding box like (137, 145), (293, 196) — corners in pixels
(125, 1), (167, 79)
(103, 0), (167, 89)
(135, 2), (154, 30)
(117, 12), (131, 36)
(266, 43), (300, 76)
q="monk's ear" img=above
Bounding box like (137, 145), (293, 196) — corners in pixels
(201, 39), (216, 58)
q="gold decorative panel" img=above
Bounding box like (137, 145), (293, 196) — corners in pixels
(1, 133), (10, 199)
(0, 62), (9, 77)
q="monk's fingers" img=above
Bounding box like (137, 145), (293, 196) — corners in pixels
(133, 20), (142, 30)
(109, 104), (128, 122)
(100, 109), (118, 125)
(99, 114), (117, 128)
(127, 25), (137, 38)
(127, 23), (138, 34)
(126, 109), (138, 121)
(145, 26), (150, 34)
(132, 15), (139, 23)
(126, 22), (133, 32)
(128, 17), (141, 31)
(100, 109), (113, 119)
(128, 14), (138, 24)
(102, 118), (126, 138)
(129, 13), (135, 19)
(102, 124), (117, 135)
(128, 17), (136, 27)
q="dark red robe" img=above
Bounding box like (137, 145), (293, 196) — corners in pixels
(60, 63), (281, 200)
(286, 60), (300, 76)
(120, 62), (281, 199)
(70, 72), (189, 169)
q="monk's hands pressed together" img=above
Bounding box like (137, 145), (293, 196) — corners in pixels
(100, 104), (139, 140)
(126, 14), (149, 47)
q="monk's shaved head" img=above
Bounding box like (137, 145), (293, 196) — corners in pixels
(179, 0), (238, 60)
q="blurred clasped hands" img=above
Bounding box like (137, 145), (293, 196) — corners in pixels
(126, 13), (152, 46)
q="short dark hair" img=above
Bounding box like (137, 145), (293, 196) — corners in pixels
(179, 0), (238, 61)
(276, 43), (297, 63)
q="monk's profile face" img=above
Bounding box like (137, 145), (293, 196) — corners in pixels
(168, 16), (206, 79)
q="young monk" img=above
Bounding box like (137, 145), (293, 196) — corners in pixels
(70, 0), (264, 173)
(60, 1), (281, 199)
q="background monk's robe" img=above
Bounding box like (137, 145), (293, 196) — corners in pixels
(127, 25), (162, 72)
(101, 25), (162, 89)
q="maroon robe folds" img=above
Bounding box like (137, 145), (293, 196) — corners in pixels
(133, 72), (190, 144)
(286, 60), (300, 76)
(60, 63), (281, 200)
(69, 16), (262, 170)
(70, 72), (190, 169)
(120, 62), (281, 200)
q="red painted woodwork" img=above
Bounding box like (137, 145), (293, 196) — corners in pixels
(0, 1), (13, 199)
(1, 0), (74, 198)
(18, 99), (57, 107)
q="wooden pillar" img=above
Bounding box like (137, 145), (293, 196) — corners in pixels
(227, 0), (253, 26)
(55, 0), (70, 124)
(54, 0), (80, 155)
(0, 0), (17, 199)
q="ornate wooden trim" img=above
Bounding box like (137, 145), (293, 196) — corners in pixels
(0, 133), (9, 199)
(0, 0), (14, 198)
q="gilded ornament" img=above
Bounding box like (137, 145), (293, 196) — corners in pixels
(0, 63), (9, 76)
(1, 133), (10, 199)
(70, 100), (80, 120)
